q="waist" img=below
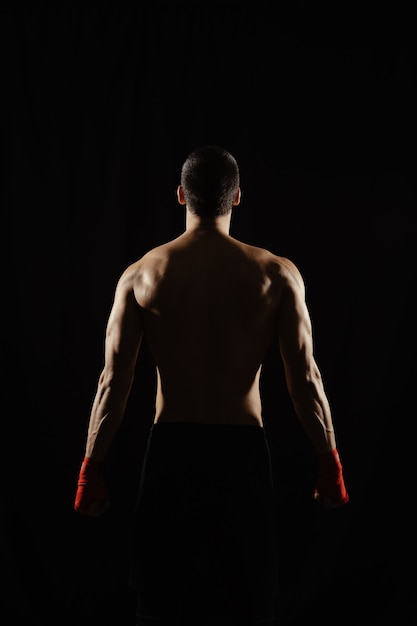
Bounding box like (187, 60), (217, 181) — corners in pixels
(149, 420), (266, 445)
(154, 412), (263, 428)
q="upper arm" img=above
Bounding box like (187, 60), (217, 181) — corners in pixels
(103, 267), (144, 386)
(276, 263), (316, 389)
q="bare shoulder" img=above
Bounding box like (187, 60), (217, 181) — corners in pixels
(116, 239), (182, 307)
(120, 240), (175, 280)
(234, 237), (304, 287)
(274, 254), (305, 289)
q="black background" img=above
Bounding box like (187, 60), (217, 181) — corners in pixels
(2, 2), (416, 625)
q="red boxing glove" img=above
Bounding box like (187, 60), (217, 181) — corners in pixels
(74, 457), (110, 515)
(314, 448), (349, 507)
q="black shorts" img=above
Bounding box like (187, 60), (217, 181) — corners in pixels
(129, 422), (279, 622)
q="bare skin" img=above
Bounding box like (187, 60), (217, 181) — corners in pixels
(84, 186), (338, 513)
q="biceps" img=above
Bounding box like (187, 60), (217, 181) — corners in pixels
(277, 290), (315, 374)
(104, 292), (144, 376)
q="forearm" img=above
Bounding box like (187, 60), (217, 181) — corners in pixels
(289, 379), (337, 454)
(85, 375), (133, 461)
(287, 378), (349, 507)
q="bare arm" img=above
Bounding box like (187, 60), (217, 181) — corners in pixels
(276, 261), (349, 508)
(277, 261), (336, 455)
(85, 267), (144, 461)
(74, 267), (143, 516)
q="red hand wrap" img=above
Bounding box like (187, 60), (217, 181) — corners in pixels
(314, 448), (349, 505)
(74, 457), (109, 514)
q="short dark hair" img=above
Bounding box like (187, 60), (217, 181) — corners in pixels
(180, 145), (240, 217)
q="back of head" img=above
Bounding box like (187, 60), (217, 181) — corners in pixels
(180, 145), (240, 217)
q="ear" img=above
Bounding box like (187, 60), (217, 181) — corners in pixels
(177, 185), (186, 205)
(233, 187), (241, 206)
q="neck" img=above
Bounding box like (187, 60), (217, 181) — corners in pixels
(185, 209), (231, 235)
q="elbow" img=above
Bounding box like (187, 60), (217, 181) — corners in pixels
(287, 367), (323, 402)
(98, 367), (133, 399)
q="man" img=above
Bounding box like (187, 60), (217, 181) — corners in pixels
(74, 145), (349, 626)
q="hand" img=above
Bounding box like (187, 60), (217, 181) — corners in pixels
(314, 448), (349, 508)
(74, 457), (110, 516)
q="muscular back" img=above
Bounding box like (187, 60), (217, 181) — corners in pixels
(131, 230), (287, 426)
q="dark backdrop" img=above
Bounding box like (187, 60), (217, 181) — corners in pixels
(2, 2), (416, 625)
